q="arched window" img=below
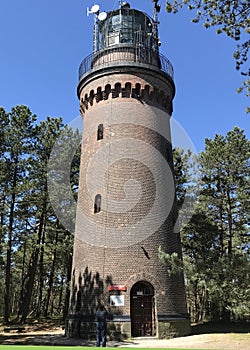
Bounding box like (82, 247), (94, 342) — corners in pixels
(113, 82), (121, 98)
(144, 85), (150, 99)
(97, 124), (104, 140)
(84, 93), (89, 108)
(132, 83), (141, 99)
(94, 194), (102, 213)
(135, 83), (141, 94)
(89, 90), (95, 105)
(96, 87), (103, 102)
(122, 82), (131, 97)
(104, 84), (111, 100)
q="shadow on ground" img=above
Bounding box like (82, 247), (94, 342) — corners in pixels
(191, 321), (250, 335)
(0, 321), (250, 347)
(0, 332), (139, 347)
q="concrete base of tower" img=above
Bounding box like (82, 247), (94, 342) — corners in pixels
(65, 314), (131, 340)
(157, 317), (191, 339)
(65, 314), (190, 340)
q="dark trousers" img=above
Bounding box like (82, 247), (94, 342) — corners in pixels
(96, 321), (106, 347)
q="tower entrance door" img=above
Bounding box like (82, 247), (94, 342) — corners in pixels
(130, 281), (155, 337)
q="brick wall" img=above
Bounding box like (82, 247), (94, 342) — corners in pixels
(68, 63), (188, 336)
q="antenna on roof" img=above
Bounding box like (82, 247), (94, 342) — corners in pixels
(152, 0), (161, 51)
(86, 4), (100, 16)
(87, 4), (107, 53)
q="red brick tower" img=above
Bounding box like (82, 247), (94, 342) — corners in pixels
(66, 1), (190, 339)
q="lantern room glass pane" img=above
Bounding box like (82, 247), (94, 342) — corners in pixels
(98, 9), (152, 50)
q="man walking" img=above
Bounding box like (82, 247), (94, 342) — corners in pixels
(95, 304), (107, 347)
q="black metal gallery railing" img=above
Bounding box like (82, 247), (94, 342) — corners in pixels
(79, 46), (174, 81)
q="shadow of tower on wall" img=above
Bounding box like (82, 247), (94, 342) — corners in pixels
(66, 267), (105, 338)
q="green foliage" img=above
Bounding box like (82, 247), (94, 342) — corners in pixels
(187, 127), (250, 322)
(158, 247), (184, 275)
(173, 148), (192, 209)
(199, 127), (250, 255)
(173, 148), (200, 231)
(0, 106), (79, 323)
(1, 104), (249, 325)
(165, 0), (250, 111)
(161, 128), (250, 322)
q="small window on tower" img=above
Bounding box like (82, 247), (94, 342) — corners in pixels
(97, 124), (104, 140)
(94, 194), (102, 213)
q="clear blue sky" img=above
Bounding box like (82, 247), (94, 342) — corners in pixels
(0, 0), (249, 152)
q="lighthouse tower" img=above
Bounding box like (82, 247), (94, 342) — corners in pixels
(66, 1), (190, 339)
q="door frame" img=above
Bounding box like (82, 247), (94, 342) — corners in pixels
(130, 281), (155, 337)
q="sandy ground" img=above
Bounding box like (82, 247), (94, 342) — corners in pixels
(0, 328), (249, 350)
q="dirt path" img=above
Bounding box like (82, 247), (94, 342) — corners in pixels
(0, 329), (249, 350)
(122, 333), (250, 349)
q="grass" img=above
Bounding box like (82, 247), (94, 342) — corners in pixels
(0, 347), (213, 350)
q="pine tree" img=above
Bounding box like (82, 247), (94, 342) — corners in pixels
(197, 127), (250, 320)
(165, 0), (250, 109)
(18, 117), (66, 322)
(160, 129), (250, 322)
(0, 107), (9, 316)
(3, 105), (37, 323)
(0, 105), (80, 322)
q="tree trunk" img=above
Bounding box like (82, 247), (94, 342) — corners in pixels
(226, 189), (233, 259)
(217, 175), (224, 256)
(36, 227), (45, 317)
(44, 230), (58, 317)
(4, 159), (18, 323)
(58, 274), (65, 314)
(17, 236), (27, 320)
(4, 227), (12, 324)
(20, 216), (44, 324)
